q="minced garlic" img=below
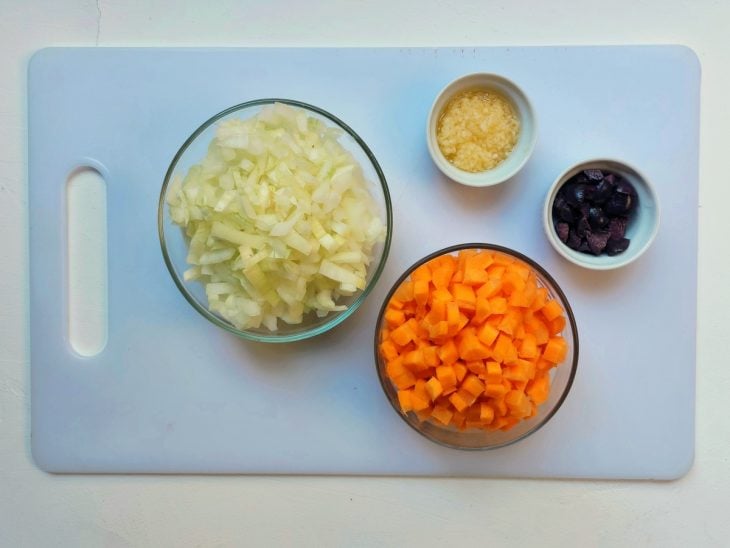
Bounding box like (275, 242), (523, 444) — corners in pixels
(436, 89), (520, 173)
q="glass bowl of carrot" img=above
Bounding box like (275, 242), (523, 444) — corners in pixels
(374, 243), (578, 450)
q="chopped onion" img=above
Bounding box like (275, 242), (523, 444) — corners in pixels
(168, 102), (385, 331)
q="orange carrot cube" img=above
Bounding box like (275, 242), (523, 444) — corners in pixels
(476, 322), (499, 346)
(453, 361), (468, 382)
(431, 404), (453, 425)
(437, 339), (458, 365)
(540, 299), (564, 322)
(480, 402), (495, 424)
(461, 374), (486, 397)
(435, 365), (457, 389)
(397, 390), (413, 412)
(543, 337), (567, 363)
(425, 377), (444, 401)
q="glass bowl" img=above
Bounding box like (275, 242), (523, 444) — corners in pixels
(159, 99), (392, 342)
(374, 243), (578, 450)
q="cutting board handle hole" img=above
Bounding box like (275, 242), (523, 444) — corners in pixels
(67, 166), (108, 357)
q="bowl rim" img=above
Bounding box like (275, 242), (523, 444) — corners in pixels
(158, 98), (393, 343)
(373, 242), (579, 450)
(426, 72), (538, 188)
(542, 157), (661, 270)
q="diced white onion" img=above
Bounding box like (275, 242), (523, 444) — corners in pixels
(168, 102), (385, 331)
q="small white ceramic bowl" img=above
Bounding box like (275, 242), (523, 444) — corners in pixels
(543, 159), (660, 270)
(426, 73), (537, 187)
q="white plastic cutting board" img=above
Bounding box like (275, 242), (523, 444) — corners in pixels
(29, 47), (699, 478)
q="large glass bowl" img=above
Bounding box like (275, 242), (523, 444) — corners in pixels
(374, 243), (578, 449)
(159, 99), (392, 342)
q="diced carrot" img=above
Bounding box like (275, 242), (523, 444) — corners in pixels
(446, 301), (460, 331)
(422, 345), (440, 367)
(463, 252), (492, 285)
(498, 417), (519, 431)
(511, 260), (530, 277)
(388, 299), (404, 311)
(501, 270), (525, 295)
(485, 361), (502, 383)
(455, 248), (477, 277)
(424, 299), (446, 325)
(530, 286), (548, 311)
(505, 389), (526, 412)
(437, 339), (458, 365)
(449, 390), (470, 413)
(390, 318), (418, 346)
(497, 309), (522, 336)
(393, 280), (413, 302)
(465, 406), (484, 429)
(386, 356), (407, 379)
(473, 296), (491, 324)
(413, 279), (429, 306)
(451, 410), (466, 430)
(511, 379), (528, 392)
(380, 340), (399, 361)
(549, 315), (566, 336)
(503, 362), (528, 383)
(509, 278), (536, 308)
(476, 322), (499, 346)
(435, 364), (457, 389)
(540, 299), (563, 322)
(384, 308), (406, 328)
(518, 333), (538, 359)
(487, 264), (506, 279)
(431, 287), (453, 302)
(476, 278), (502, 300)
(431, 255), (456, 289)
(487, 314), (503, 327)
(413, 379), (428, 399)
(397, 390), (413, 412)
(493, 332), (518, 364)
(431, 404), (453, 425)
(452, 283), (476, 312)
(543, 337), (568, 363)
(527, 374), (550, 405)
(488, 296), (508, 314)
(461, 374), (486, 397)
(536, 357), (555, 371)
(466, 360), (486, 376)
(453, 361), (467, 382)
(480, 402), (495, 424)
(415, 407), (433, 422)
(457, 312), (470, 333)
(523, 312), (550, 346)
(414, 320), (430, 340)
(428, 320), (449, 341)
(403, 348), (428, 372)
(381, 249), (570, 434)
(457, 328), (491, 361)
(521, 358), (537, 380)
(393, 370), (416, 390)
(425, 377), (444, 401)
(411, 263), (432, 283)
(485, 383), (508, 398)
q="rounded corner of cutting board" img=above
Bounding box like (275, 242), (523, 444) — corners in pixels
(30, 437), (60, 473)
(661, 445), (695, 481)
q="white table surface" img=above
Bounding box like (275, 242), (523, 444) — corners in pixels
(1, 0), (728, 546)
